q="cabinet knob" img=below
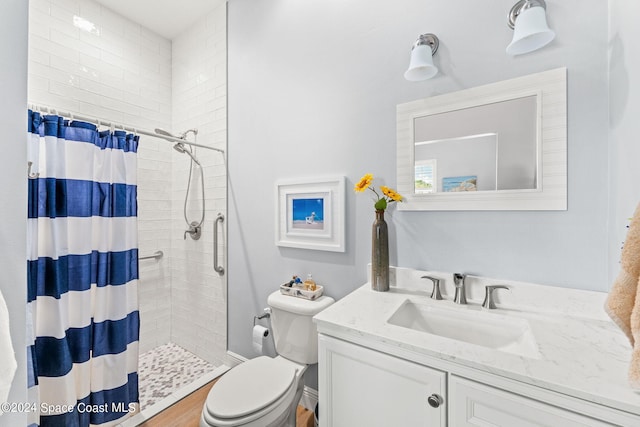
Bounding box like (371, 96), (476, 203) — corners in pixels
(427, 393), (443, 408)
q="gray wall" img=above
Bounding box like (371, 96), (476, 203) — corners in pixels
(608, 1), (640, 284)
(227, 0), (611, 380)
(0, 0), (28, 425)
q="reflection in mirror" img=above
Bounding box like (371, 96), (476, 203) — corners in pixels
(415, 133), (497, 193)
(396, 67), (567, 211)
(414, 96), (537, 193)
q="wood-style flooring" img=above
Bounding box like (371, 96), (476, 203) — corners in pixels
(138, 378), (314, 427)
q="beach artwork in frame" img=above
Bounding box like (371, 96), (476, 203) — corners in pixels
(443, 175), (477, 192)
(291, 198), (324, 230)
(276, 177), (345, 252)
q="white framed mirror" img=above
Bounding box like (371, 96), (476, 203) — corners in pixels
(397, 67), (567, 211)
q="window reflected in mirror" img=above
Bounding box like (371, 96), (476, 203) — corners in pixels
(415, 159), (436, 194)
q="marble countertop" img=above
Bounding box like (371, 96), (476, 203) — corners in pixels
(313, 267), (640, 416)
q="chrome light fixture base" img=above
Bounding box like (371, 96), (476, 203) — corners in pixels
(412, 33), (439, 55)
(508, 0), (547, 29)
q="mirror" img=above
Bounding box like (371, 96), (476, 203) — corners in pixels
(397, 68), (566, 211)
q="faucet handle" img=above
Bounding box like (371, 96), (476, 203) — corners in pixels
(482, 285), (510, 309)
(421, 276), (443, 300)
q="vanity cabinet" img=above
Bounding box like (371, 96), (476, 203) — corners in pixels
(319, 335), (628, 427)
(318, 334), (446, 427)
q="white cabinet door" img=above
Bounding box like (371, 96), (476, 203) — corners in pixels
(319, 335), (447, 427)
(449, 375), (615, 427)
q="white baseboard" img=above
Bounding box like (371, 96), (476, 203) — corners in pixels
(225, 350), (247, 366)
(300, 385), (318, 412)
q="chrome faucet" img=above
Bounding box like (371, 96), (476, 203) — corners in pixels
(453, 273), (468, 305)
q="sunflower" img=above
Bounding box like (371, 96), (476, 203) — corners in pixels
(354, 173), (403, 210)
(354, 173), (373, 192)
(381, 186), (403, 202)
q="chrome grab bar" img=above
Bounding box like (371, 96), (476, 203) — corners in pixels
(214, 213), (225, 275)
(140, 250), (163, 261)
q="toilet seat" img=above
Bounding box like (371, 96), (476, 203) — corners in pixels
(202, 356), (300, 427)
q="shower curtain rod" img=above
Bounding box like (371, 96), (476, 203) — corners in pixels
(28, 103), (225, 154)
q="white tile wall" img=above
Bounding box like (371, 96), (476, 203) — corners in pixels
(26, 0), (227, 361)
(170, 4), (227, 367)
(28, 0), (172, 129)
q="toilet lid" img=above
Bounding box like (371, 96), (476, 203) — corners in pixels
(206, 356), (297, 419)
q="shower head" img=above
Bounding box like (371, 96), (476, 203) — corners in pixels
(173, 143), (201, 166)
(154, 128), (178, 139)
(155, 128), (201, 165)
(154, 128), (198, 141)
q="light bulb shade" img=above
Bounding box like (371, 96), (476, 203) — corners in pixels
(404, 44), (438, 81)
(506, 6), (555, 55)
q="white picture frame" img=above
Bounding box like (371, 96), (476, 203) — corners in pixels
(276, 176), (345, 252)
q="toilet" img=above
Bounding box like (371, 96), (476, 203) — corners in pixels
(200, 290), (335, 427)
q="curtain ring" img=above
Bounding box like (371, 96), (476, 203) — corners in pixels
(28, 161), (40, 179)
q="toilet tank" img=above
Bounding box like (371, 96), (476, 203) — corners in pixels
(267, 291), (335, 364)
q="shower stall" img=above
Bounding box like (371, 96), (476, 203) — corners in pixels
(26, 0), (228, 423)
(136, 126), (227, 412)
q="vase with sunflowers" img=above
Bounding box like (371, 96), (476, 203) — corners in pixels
(355, 173), (403, 292)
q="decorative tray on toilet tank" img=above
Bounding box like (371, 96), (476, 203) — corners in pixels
(279, 283), (324, 300)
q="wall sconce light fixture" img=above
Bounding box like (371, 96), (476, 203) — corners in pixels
(506, 0), (555, 55)
(404, 33), (439, 81)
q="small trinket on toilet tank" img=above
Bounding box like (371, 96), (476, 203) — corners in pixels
(303, 274), (317, 291)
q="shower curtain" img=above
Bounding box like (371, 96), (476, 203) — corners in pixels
(26, 111), (140, 427)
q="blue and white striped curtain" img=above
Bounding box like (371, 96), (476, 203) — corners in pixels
(26, 111), (140, 427)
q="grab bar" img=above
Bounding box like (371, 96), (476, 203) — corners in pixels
(214, 213), (225, 275)
(140, 250), (163, 261)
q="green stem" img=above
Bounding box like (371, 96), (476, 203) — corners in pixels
(368, 187), (380, 199)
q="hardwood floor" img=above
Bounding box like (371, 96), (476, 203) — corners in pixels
(139, 378), (314, 427)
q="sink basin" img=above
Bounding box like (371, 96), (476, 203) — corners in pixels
(387, 300), (541, 358)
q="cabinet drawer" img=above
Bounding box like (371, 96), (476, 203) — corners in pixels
(449, 375), (614, 427)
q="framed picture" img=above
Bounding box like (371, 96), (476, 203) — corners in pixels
(276, 176), (345, 252)
(443, 175), (477, 192)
